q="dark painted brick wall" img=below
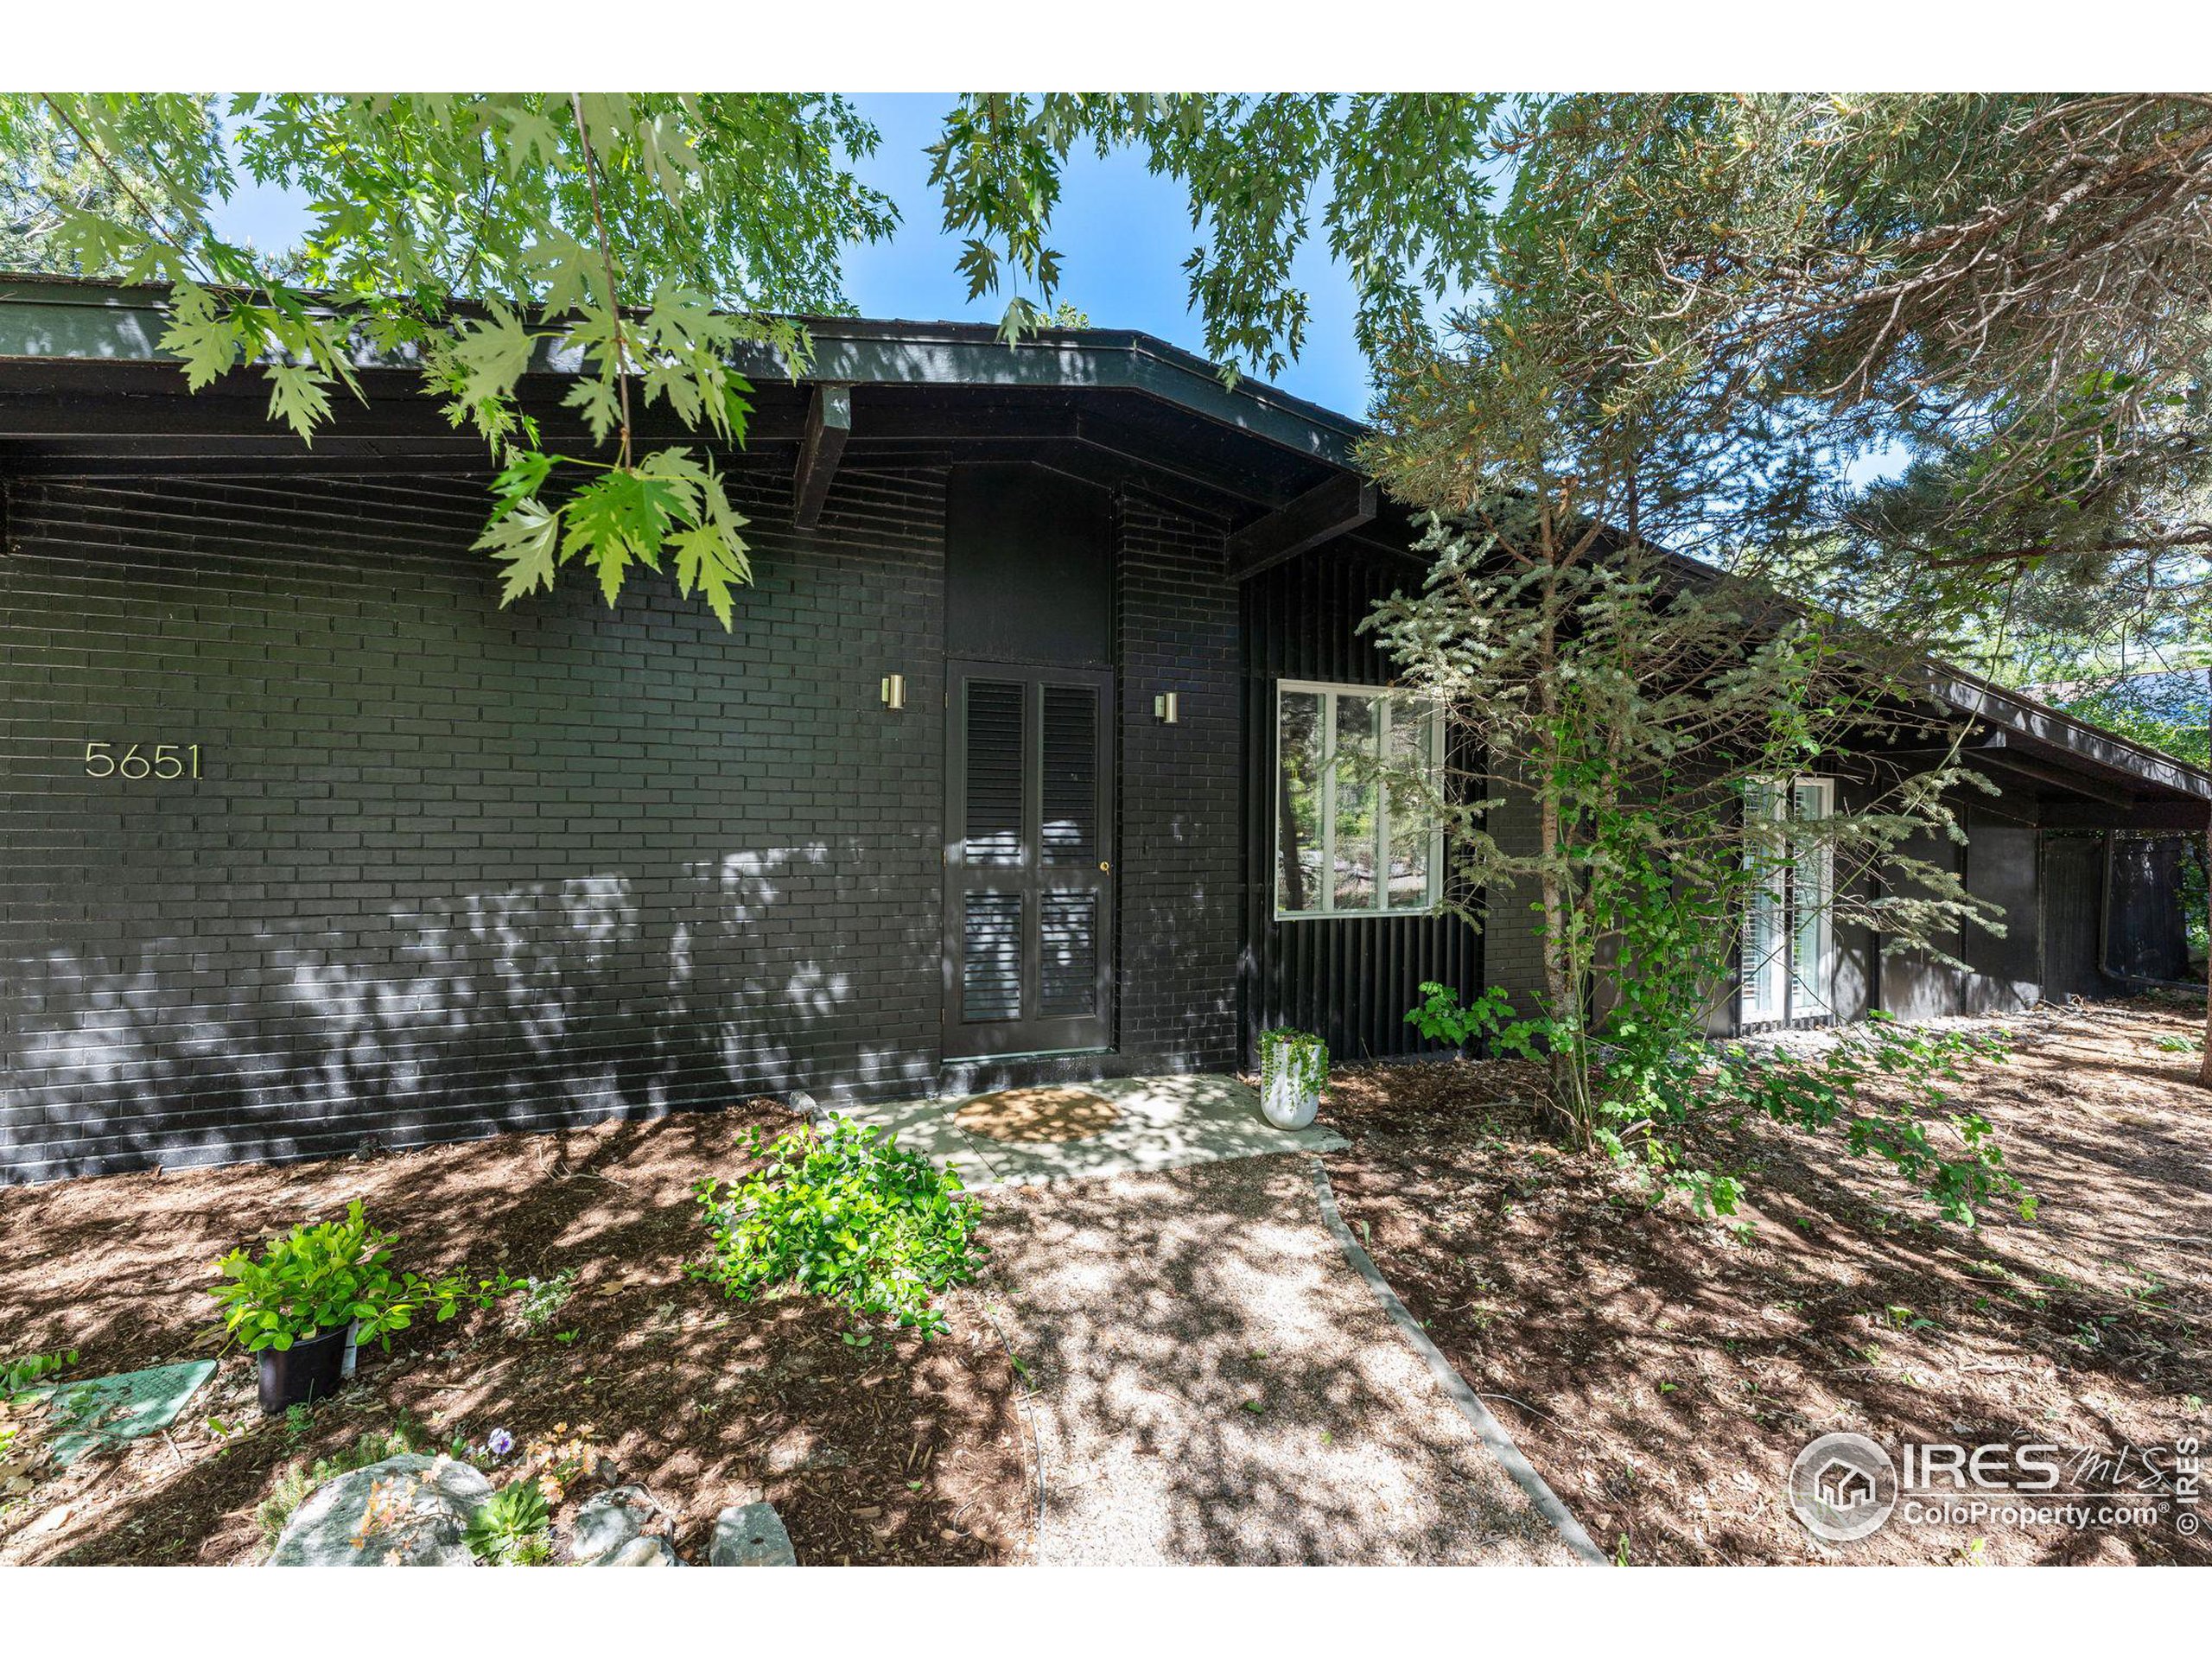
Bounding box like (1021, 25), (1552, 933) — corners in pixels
(0, 458), (1252, 1182)
(1475, 753), (1548, 1019)
(1113, 486), (1243, 1072)
(0, 463), (955, 1180)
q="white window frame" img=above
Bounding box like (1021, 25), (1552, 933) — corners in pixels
(1273, 678), (1445, 921)
(1742, 775), (1836, 1027)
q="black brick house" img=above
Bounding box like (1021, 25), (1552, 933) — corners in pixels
(3, 275), (2206, 1182)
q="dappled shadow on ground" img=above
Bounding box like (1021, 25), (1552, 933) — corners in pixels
(979, 1154), (1571, 1566)
(1321, 1001), (2212, 1566)
(847, 1071), (1343, 1191)
(0, 1107), (1027, 1566)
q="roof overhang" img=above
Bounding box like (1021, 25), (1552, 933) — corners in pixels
(2, 273), (2206, 811)
(0, 272), (1359, 461)
(1925, 669), (2212, 810)
(0, 271), (1418, 551)
(1656, 541), (2212, 810)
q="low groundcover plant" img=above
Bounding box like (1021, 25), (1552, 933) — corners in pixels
(464, 1478), (553, 1566)
(692, 1116), (983, 1337)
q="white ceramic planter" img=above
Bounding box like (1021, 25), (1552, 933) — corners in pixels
(1262, 1071), (1319, 1129)
(1258, 1031), (1325, 1130)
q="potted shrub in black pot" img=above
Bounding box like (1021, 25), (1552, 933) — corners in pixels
(207, 1201), (464, 1414)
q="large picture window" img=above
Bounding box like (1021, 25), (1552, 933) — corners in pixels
(1274, 680), (1443, 919)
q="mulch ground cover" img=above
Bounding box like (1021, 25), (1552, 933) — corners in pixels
(0, 1103), (1030, 1566)
(1320, 997), (2212, 1566)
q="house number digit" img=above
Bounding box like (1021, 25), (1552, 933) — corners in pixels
(85, 741), (200, 780)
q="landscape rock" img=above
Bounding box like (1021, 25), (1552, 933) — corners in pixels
(568, 1484), (677, 1567)
(268, 1454), (493, 1567)
(710, 1501), (796, 1566)
(604, 1535), (682, 1566)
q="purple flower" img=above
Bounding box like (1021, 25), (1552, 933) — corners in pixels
(486, 1427), (514, 1458)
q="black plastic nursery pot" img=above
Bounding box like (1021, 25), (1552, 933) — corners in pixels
(257, 1323), (351, 1414)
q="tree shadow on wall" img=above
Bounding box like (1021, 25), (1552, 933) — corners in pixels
(1, 840), (940, 1181)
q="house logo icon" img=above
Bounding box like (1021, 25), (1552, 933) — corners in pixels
(1789, 1433), (1897, 1542)
(1815, 1458), (1876, 1511)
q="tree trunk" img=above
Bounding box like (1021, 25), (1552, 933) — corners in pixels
(1537, 790), (1589, 1143)
(1531, 556), (1586, 1145)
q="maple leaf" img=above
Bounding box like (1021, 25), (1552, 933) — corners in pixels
(264, 363), (334, 442)
(563, 378), (625, 447)
(159, 283), (244, 391)
(448, 311), (540, 409)
(524, 232), (601, 317)
(563, 468), (685, 607)
(474, 497), (563, 606)
(670, 521), (748, 629)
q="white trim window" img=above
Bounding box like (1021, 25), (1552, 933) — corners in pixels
(1742, 776), (1836, 1027)
(1274, 679), (1444, 919)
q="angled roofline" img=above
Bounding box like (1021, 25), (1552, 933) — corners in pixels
(1639, 537), (2212, 802)
(0, 271), (1363, 469)
(1927, 664), (2212, 802)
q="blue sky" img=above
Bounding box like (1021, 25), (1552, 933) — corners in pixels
(839, 95), (1380, 417)
(212, 93), (1387, 421)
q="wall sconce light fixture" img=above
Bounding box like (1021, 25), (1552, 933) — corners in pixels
(880, 672), (906, 711)
(1153, 690), (1179, 725)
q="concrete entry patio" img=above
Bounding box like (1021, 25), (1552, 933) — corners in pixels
(836, 1076), (1595, 1562)
(830, 1074), (1348, 1190)
(981, 1154), (1585, 1564)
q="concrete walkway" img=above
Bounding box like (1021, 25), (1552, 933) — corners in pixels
(977, 1154), (1585, 1565)
(834, 1073), (1346, 1190)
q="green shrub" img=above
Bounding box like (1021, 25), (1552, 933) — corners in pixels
(0, 1349), (78, 1466)
(692, 1117), (982, 1337)
(1408, 982), (1551, 1058)
(207, 1200), (466, 1354)
(1408, 982), (2024, 1225)
(1706, 1017), (2024, 1227)
(465, 1478), (552, 1565)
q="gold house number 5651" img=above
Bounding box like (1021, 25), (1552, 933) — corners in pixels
(85, 742), (201, 780)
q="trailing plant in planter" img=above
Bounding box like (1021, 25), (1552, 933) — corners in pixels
(692, 1117), (982, 1338)
(207, 1202), (467, 1412)
(1259, 1028), (1329, 1129)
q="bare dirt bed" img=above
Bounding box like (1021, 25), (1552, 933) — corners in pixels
(0, 1104), (1029, 1566)
(1320, 997), (2212, 1566)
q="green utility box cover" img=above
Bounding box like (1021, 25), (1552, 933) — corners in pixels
(27, 1359), (219, 1466)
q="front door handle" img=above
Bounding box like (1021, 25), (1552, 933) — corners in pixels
(1099, 861), (1111, 873)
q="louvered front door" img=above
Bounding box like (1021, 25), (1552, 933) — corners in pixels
(944, 662), (1115, 1057)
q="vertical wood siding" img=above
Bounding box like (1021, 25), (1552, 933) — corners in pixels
(1239, 544), (1480, 1065)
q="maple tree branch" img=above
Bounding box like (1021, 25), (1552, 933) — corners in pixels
(570, 92), (635, 469)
